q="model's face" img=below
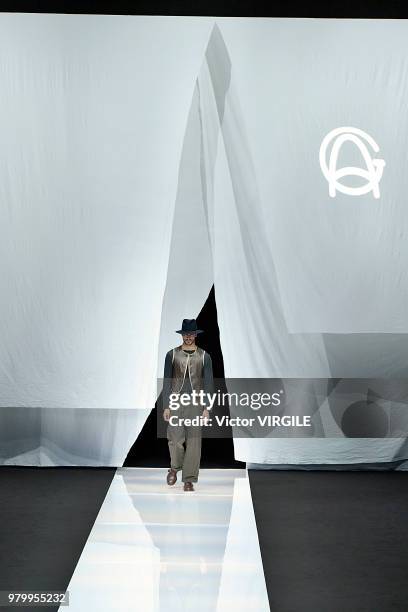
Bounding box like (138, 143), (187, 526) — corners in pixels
(182, 333), (197, 345)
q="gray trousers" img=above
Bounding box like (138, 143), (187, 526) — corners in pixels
(167, 403), (203, 483)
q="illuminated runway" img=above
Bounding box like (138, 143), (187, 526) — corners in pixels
(61, 468), (270, 611)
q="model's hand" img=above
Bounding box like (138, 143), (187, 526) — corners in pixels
(202, 409), (210, 421)
(163, 408), (171, 421)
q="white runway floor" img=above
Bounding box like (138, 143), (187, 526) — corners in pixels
(61, 468), (270, 612)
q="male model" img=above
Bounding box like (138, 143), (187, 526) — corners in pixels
(162, 319), (214, 491)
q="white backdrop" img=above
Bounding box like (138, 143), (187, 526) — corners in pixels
(1, 15), (407, 466)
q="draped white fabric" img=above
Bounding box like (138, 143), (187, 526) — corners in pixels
(1, 15), (408, 466)
(0, 14), (213, 465)
(195, 20), (408, 465)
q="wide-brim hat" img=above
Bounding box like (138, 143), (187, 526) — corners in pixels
(176, 318), (204, 334)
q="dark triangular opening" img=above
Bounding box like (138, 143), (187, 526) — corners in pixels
(123, 286), (244, 468)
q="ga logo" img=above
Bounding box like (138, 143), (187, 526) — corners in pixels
(319, 127), (385, 199)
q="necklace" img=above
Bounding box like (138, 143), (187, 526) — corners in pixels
(182, 346), (197, 353)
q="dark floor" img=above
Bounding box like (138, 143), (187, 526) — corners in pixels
(0, 467), (115, 612)
(249, 470), (408, 612)
(1, 467), (407, 612)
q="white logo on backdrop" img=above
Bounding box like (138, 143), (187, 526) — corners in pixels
(319, 127), (385, 199)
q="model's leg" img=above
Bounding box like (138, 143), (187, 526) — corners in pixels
(167, 413), (185, 473)
(182, 412), (202, 483)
